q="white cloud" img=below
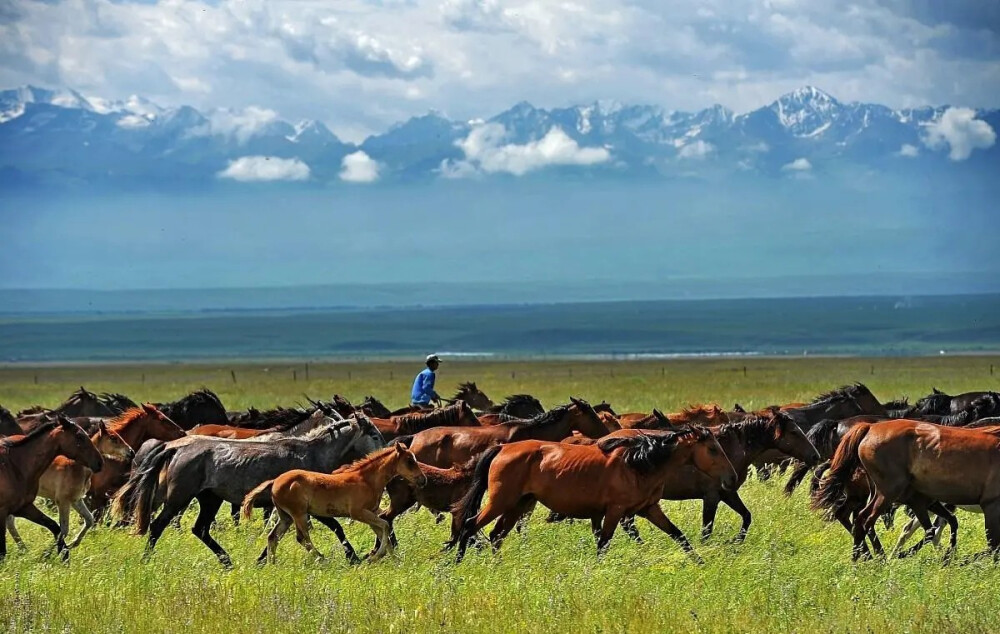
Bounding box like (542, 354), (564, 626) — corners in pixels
(1, 0), (998, 140)
(922, 107), (996, 161)
(340, 151), (380, 183)
(782, 157), (812, 171)
(453, 123), (610, 176)
(207, 107), (282, 144)
(218, 156), (311, 182)
(678, 140), (714, 160)
(897, 143), (920, 157)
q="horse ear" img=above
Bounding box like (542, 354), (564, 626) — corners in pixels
(932, 387), (942, 395)
(653, 409), (666, 421)
(394, 442), (407, 453)
(98, 420), (108, 433)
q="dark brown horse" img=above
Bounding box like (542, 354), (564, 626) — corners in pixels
(783, 414), (888, 495)
(154, 388), (228, 429)
(399, 398), (608, 468)
(453, 427), (737, 562)
(369, 401), (480, 441)
(916, 388), (998, 416)
(0, 405), (20, 437)
(446, 382), (495, 412)
(379, 457), (480, 551)
(783, 383), (887, 433)
(813, 419), (1000, 561)
(0, 417), (104, 560)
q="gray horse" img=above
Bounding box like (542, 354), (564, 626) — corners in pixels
(113, 414), (385, 566)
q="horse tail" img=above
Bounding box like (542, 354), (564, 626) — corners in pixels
(783, 460), (813, 496)
(453, 445), (502, 543)
(111, 442), (175, 535)
(241, 479), (275, 521)
(811, 423), (871, 518)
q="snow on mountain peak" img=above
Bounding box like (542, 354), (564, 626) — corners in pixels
(0, 85), (95, 123)
(770, 86), (842, 137)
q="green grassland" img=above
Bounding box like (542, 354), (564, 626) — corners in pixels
(2, 357), (999, 633)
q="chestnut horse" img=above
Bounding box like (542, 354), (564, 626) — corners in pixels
(399, 398), (607, 468)
(86, 404), (187, 518)
(618, 405), (729, 430)
(813, 419), (1000, 561)
(453, 427), (737, 562)
(6, 422), (133, 550)
(0, 417), (104, 560)
(189, 409), (324, 439)
(369, 400), (480, 442)
(244, 443), (427, 564)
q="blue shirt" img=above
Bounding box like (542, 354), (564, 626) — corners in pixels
(411, 368), (438, 404)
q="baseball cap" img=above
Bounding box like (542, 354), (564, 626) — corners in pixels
(426, 354), (442, 363)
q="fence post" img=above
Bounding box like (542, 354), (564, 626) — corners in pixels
(743, 366), (747, 377)
(34, 374), (38, 385)
(231, 370), (237, 384)
(141, 373), (145, 385)
(870, 365), (874, 375)
(348, 370), (352, 380)
(991, 364), (995, 376)
(293, 370), (297, 382)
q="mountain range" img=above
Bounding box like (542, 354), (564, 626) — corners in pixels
(1, 84), (996, 186)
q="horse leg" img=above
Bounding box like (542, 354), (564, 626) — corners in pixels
(15, 503), (67, 561)
(380, 480), (414, 550)
(636, 504), (702, 564)
(264, 509), (292, 565)
(890, 516), (921, 558)
(291, 512), (323, 561)
(67, 500), (96, 549)
(353, 509), (390, 562)
(590, 517), (603, 544)
(852, 493), (889, 562)
(488, 497), (536, 552)
(897, 505), (935, 559)
(229, 502), (240, 527)
(57, 501), (72, 545)
(191, 492), (231, 568)
(928, 501), (959, 562)
(313, 516), (361, 565)
(5, 517), (27, 552)
(0, 513), (7, 561)
(838, 510), (870, 559)
(456, 493), (513, 563)
(720, 490), (753, 543)
(984, 502), (1000, 561)
(619, 516), (642, 543)
(146, 494), (193, 561)
(596, 507), (626, 556)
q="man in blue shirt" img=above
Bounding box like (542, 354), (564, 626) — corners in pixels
(411, 354), (442, 407)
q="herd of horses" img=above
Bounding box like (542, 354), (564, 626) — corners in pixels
(2, 381), (1000, 567)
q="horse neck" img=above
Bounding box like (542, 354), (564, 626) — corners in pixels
(358, 452), (402, 491)
(7, 430), (66, 481)
(715, 426), (770, 475)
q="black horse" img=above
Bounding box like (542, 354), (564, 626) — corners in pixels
(154, 388), (228, 430)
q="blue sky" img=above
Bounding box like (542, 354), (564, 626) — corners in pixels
(1, 1), (998, 292)
(1, 0), (998, 141)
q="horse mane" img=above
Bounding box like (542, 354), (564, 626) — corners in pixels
(675, 404), (724, 422)
(105, 407), (150, 434)
(1, 420), (58, 447)
(492, 394), (542, 413)
(58, 386), (99, 410)
(596, 428), (697, 474)
(881, 397), (909, 410)
(99, 392), (138, 414)
(809, 384), (864, 406)
(452, 382), (479, 397)
(593, 401), (617, 416)
(392, 401), (472, 434)
(0, 405), (16, 427)
(503, 404), (571, 430)
(715, 415), (777, 450)
(165, 388), (225, 411)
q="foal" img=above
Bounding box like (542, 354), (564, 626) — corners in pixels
(243, 443), (427, 563)
(7, 422), (132, 550)
(245, 443), (427, 564)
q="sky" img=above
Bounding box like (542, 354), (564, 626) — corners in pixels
(1, 0), (998, 294)
(0, 0), (998, 141)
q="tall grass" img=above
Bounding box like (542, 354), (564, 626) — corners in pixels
(1, 357), (998, 633)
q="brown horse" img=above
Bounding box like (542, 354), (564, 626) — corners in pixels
(87, 404), (187, 517)
(400, 398), (608, 468)
(446, 382), (495, 412)
(813, 419), (1000, 561)
(244, 443), (427, 564)
(453, 427), (737, 562)
(379, 457), (480, 550)
(619, 405), (729, 430)
(369, 401), (480, 442)
(189, 410), (325, 439)
(6, 422), (133, 550)
(0, 417), (104, 560)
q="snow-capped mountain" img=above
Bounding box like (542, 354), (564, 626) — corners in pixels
(0, 84), (995, 186)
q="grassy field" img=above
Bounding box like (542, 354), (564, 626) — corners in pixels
(2, 357), (999, 633)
